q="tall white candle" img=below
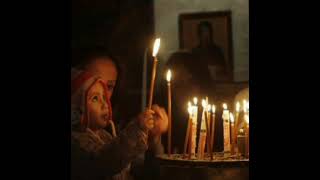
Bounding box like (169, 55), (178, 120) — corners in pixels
(222, 103), (231, 152)
(166, 70), (172, 156)
(184, 102), (192, 157)
(198, 99), (210, 159)
(234, 101), (240, 143)
(191, 97), (198, 157)
(230, 112), (235, 154)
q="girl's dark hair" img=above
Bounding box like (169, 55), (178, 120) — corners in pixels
(73, 46), (122, 107)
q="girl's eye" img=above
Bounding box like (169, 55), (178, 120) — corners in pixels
(92, 96), (99, 102)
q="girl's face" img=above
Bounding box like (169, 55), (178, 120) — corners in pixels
(87, 81), (110, 130)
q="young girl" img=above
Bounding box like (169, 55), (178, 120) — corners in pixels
(71, 68), (167, 180)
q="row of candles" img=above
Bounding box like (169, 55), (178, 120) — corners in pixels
(182, 99), (249, 159)
(147, 38), (249, 159)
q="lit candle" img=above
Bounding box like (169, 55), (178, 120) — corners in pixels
(184, 103), (192, 157)
(230, 113), (235, 154)
(203, 100), (211, 157)
(210, 105), (216, 159)
(147, 38), (160, 109)
(166, 70), (172, 156)
(205, 97), (210, 137)
(191, 97), (198, 157)
(197, 100), (207, 159)
(237, 128), (246, 156)
(206, 104), (212, 154)
(188, 103), (193, 159)
(197, 99), (211, 159)
(234, 102), (240, 144)
(222, 103), (230, 120)
(222, 103), (231, 152)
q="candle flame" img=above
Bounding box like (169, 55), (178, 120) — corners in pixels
(212, 105), (216, 113)
(239, 129), (244, 133)
(223, 103), (228, 110)
(193, 97), (198, 105)
(201, 99), (207, 108)
(230, 113), (234, 123)
(188, 101), (192, 107)
(166, 69), (172, 82)
(207, 104), (211, 112)
(152, 38), (161, 57)
(236, 102), (240, 112)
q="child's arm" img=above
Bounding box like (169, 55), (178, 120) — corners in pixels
(71, 123), (147, 179)
(95, 119), (149, 176)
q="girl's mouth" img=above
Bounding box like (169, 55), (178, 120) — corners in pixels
(102, 114), (109, 121)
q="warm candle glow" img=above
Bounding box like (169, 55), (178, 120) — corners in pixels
(223, 103), (228, 110)
(243, 100), (247, 112)
(207, 104), (211, 112)
(188, 106), (193, 115)
(246, 101), (249, 111)
(187, 101), (192, 113)
(166, 69), (172, 82)
(245, 114), (249, 124)
(193, 97), (198, 105)
(230, 113), (234, 123)
(152, 38), (161, 57)
(212, 105), (216, 113)
(236, 102), (240, 112)
(202, 99), (207, 108)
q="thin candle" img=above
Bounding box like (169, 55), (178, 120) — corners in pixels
(222, 103), (231, 152)
(234, 102), (240, 144)
(191, 97), (198, 157)
(230, 113), (235, 154)
(166, 69), (172, 156)
(184, 103), (192, 156)
(148, 38), (160, 109)
(210, 104), (216, 159)
(207, 104), (212, 154)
